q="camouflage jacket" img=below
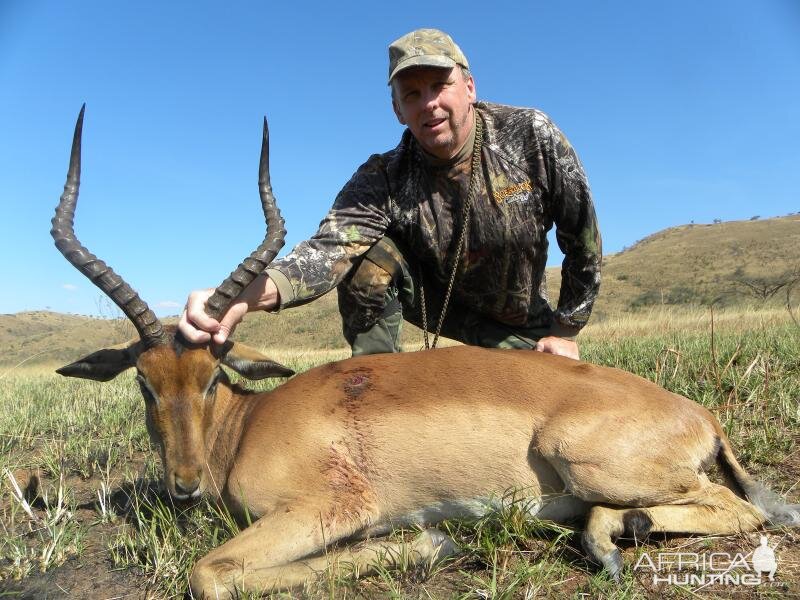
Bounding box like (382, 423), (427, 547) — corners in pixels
(267, 101), (601, 336)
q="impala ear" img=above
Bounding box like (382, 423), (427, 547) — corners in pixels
(56, 341), (139, 382)
(219, 341), (295, 380)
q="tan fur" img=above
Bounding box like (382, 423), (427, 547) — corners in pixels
(61, 341), (789, 598)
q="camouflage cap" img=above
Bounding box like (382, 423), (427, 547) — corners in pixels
(388, 28), (469, 83)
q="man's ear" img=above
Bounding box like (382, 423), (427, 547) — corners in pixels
(465, 73), (477, 104)
(392, 98), (407, 125)
(219, 341), (295, 380)
(56, 341), (140, 382)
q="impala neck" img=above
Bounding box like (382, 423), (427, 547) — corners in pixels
(203, 383), (257, 498)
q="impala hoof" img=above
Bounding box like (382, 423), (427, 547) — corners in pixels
(414, 528), (461, 565)
(600, 549), (624, 581)
(582, 530), (624, 580)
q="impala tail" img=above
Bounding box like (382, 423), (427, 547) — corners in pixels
(714, 423), (800, 527)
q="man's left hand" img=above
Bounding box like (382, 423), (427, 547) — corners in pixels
(534, 336), (580, 360)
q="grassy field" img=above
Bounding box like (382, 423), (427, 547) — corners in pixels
(0, 307), (798, 598)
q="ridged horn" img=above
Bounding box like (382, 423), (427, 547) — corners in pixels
(51, 105), (167, 348)
(204, 117), (287, 320)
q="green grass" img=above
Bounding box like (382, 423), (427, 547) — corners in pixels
(0, 309), (798, 598)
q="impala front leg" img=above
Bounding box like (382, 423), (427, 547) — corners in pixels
(189, 502), (373, 598)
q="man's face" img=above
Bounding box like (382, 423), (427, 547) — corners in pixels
(391, 66), (476, 160)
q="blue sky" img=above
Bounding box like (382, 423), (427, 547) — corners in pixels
(1, 1), (798, 317)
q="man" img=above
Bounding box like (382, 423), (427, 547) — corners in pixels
(180, 29), (601, 360)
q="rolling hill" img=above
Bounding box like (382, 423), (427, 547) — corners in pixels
(545, 214), (800, 319)
(2, 215), (798, 367)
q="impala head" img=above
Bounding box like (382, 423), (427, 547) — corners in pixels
(52, 105), (294, 500)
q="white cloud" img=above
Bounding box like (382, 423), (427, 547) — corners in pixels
(156, 300), (182, 309)
(62, 283), (78, 291)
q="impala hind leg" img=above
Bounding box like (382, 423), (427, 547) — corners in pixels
(582, 484), (767, 579)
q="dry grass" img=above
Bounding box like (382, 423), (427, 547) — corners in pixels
(0, 306), (798, 598)
(581, 305), (796, 340)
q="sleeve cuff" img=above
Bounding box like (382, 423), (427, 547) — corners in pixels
(546, 321), (582, 341)
(265, 268), (294, 311)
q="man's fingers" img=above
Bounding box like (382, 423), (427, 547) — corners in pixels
(212, 320), (234, 345)
(179, 310), (212, 343)
(176, 289), (250, 346)
(186, 292), (221, 330)
(177, 289), (220, 343)
(212, 302), (248, 344)
(534, 337), (580, 360)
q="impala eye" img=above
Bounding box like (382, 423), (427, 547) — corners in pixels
(203, 373), (221, 400)
(136, 374), (157, 404)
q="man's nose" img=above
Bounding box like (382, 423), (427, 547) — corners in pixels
(421, 89), (439, 110)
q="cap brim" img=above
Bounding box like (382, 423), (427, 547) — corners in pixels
(388, 55), (458, 84)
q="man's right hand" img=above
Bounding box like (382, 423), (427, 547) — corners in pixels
(178, 288), (249, 345)
(178, 274), (280, 345)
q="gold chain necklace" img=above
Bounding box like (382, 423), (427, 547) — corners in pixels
(420, 113), (484, 349)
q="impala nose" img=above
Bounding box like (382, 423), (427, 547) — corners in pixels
(173, 473), (201, 497)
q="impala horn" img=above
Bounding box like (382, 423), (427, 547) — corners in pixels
(203, 117), (287, 320)
(51, 105), (167, 348)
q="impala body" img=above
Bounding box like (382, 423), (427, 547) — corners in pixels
(53, 108), (799, 598)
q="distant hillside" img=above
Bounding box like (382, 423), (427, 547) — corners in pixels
(546, 215), (800, 319)
(0, 302), (427, 368)
(3, 215), (798, 367)
(0, 311), (142, 368)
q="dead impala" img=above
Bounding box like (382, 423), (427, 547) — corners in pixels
(52, 107), (799, 598)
